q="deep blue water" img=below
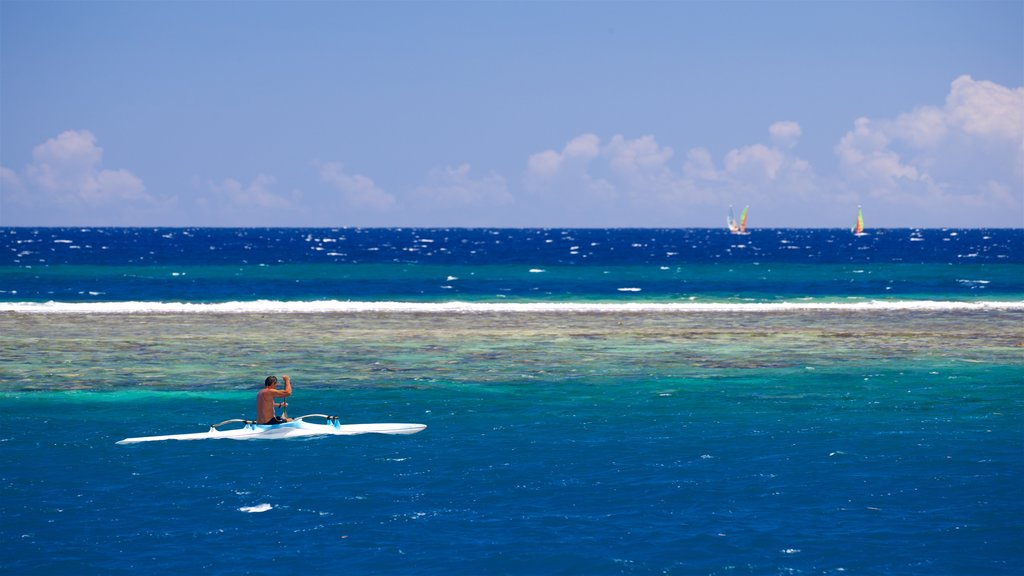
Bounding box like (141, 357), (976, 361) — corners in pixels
(5, 371), (1023, 575)
(4, 227), (1022, 267)
(1, 227), (1022, 304)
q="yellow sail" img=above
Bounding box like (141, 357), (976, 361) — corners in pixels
(852, 206), (864, 234)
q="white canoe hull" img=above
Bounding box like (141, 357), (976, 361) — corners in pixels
(117, 416), (426, 444)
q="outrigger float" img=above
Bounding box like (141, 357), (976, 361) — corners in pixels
(117, 414), (426, 444)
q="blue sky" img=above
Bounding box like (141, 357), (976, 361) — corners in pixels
(1, 1), (1021, 228)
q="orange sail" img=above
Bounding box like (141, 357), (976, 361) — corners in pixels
(727, 205), (748, 234)
(852, 206), (864, 234)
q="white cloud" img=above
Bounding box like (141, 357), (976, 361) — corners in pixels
(526, 133), (602, 180)
(835, 75), (1022, 213)
(526, 150), (563, 179)
(714, 125), (819, 213)
(836, 117), (922, 188)
(1, 166), (22, 189)
(563, 133), (602, 160)
(525, 134), (619, 205)
(10, 130), (150, 205)
(414, 164), (512, 207)
(0, 130), (178, 224)
(6, 76), (1015, 228)
(526, 134), (675, 210)
(682, 148), (720, 181)
(605, 134), (674, 173)
(523, 129), (816, 224)
(724, 144), (786, 180)
(890, 106), (947, 148)
(527, 133), (675, 185)
(946, 75), (1023, 140)
(208, 174), (294, 210)
(769, 121), (802, 148)
(320, 162), (395, 210)
(520, 77), (1021, 226)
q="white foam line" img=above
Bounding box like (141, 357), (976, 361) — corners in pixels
(0, 299), (1022, 314)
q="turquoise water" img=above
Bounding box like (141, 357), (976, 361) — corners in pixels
(4, 261), (1023, 304)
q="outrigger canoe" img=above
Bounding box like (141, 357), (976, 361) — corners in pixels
(117, 414), (426, 444)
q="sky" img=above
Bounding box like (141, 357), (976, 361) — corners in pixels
(1, 1), (1022, 228)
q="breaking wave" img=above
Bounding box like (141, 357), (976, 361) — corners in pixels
(2, 299), (1022, 314)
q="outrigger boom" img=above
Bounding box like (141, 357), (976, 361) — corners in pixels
(116, 414), (426, 444)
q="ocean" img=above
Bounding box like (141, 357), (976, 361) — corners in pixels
(1, 227), (1022, 575)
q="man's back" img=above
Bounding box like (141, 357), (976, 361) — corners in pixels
(256, 387), (278, 423)
(256, 375), (292, 423)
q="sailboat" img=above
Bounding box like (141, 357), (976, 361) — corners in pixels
(727, 205), (749, 235)
(851, 205), (866, 236)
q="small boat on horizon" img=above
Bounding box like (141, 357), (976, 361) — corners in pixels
(852, 205), (867, 236)
(727, 205), (749, 235)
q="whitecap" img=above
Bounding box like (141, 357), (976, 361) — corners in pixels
(239, 503), (272, 513)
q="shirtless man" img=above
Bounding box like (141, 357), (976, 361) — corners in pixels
(256, 375), (292, 424)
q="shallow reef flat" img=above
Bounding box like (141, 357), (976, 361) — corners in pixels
(2, 309), (1021, 391)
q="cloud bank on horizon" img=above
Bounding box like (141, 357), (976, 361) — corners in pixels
(1, 3), (1021, 228)
(4, 75), (1020, 228)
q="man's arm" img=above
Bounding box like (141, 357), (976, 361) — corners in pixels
(272, 375), (292, 398)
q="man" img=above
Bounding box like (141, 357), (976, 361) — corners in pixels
(256, 375), (292, 424)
